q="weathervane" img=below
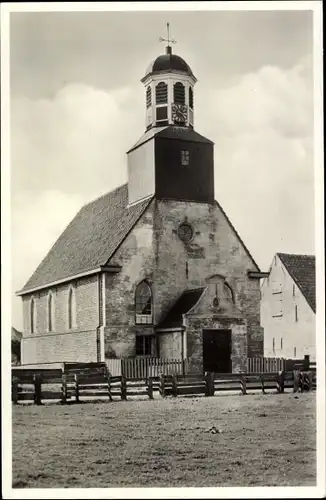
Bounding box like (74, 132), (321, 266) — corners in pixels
(159, 22), (177, 47)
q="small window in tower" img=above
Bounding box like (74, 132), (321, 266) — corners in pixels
(155, 82), (168, 104)
(156, 106), (168, 122)
(189, 87), (194, 109)
(181, 150), (190, 166)
(174, 82), (185, 104)
(146, 86), (152, 108)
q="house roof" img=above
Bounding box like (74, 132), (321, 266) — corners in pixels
(277, 253), (316, 312)
(12, 327), (22, 341)
(157, 288), (205, 329)
(19, 184), (152, 294)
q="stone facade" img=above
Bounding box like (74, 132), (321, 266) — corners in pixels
(21, 196), (263, 371)
(261, 254), (315, 361)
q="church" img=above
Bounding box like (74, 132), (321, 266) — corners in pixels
(17, 35), (265, 374)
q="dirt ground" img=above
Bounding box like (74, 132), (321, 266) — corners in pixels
(12, 391), (316, 488)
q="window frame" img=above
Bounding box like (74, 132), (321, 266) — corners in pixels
(173, 82), (185, 104)
(68, 285), (77, 330)
(136, 335), (153, 356)
(30, 296), (36, 334)
(180, 150), (190, 166)
(135, 281), (153, 325)
(48, 291), (54, 332)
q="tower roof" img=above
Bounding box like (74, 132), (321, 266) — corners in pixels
(143, 50), (196, 80)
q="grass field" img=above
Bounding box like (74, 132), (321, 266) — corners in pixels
(12, 392), (316, 488)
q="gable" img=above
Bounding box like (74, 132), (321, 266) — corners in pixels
(19, 184), (152, 294)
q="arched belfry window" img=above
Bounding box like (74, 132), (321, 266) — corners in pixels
(30, 297), (36, 333)
(189, 87), (194, 109)
(135, 281), (153, 325)
(146, 86), (152, 108)
(68, 286), (76, 330)
(48, 292), (54, 332)
(155, 82), (168, 104)
(174, 82), (185, 104)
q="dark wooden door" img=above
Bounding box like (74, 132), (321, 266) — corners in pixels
(203, 329), (232, 373)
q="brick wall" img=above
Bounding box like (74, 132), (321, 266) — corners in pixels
(261, 254), (315, 360)
(21, 275), (99, 364)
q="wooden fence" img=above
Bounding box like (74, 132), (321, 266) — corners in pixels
(106, 357), (188, 378)
(12, 365), (317, 406)
(246, 355), (315, 373)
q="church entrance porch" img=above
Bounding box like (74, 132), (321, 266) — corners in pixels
(202, 329), (232, 373)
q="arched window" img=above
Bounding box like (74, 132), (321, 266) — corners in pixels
(68, 286), (76, 330)
(30, 297), (36, 333)
(135, 281), (153, 325)
(48, 292), (54, 332)
(174, 82), (185, 104)
(146, 86), (152, 108)
(189, 87), (194, 109)
(155, 82), (168, 104)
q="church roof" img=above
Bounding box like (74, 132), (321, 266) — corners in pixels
(277, 253), (316, 312)
(127, 125), (213, 154)
(157, 288), (205, 329)
(143, 53), (195, 80)
(19, 184), (152, 294)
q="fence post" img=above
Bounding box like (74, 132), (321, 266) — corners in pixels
(306, 371), (313, 391)
(107, 373), (113, 402)
(171, 375), (178, 397)
(159, 374), (166, 398)
(12, 377), (19, 404)
(61, 374), (68, 404)
(260, 374), (265, 394)
(276, 371), (285, 393)
(293, 370), (300, 393)
(33, 374), (42, 405)
(205, 372), (214, 397)
(74, 374), (80, 403)
(240, 374), (247, 395)
(121, 375), (127, 400)
(147, 377), (154, 400)
(303, 355), (310, 371)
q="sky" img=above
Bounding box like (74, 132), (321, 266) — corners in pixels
(9, 7), (316, 331)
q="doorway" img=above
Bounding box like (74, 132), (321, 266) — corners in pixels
(203, 329), (232, 373)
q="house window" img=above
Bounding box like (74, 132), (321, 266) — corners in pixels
(135, 281), (153, 324)
(295, 305), (298, 322)
(136, 335), (152, 356)
(181, 150), (190, 166)
(146, 86), (152, 108)
(48, 292), (54, 332)
(174, 82), (185, 104)
(272, 292), (283, 317)
(155, 82), (168, 104)
(30, 297), (36, 333)
(68, 286), (76, 329)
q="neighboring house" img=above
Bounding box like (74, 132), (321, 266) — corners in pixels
(11, 327), (22, 365)
(261, 253), (316, 360)
(16, 42), (265, 374)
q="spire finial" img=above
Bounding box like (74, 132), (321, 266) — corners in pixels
(159, 22), (177, 54)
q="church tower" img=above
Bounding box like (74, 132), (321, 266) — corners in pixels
(127, 25), (214, 206)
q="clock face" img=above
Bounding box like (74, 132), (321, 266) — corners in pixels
(172, 104), (187, 124)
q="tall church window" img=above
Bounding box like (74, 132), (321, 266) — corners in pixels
(68, 286), (76, 330)
(189, 87), (194, 109)
(135, 281), (153, 324)
(48, 291), (54, 332)
(174, 82), (185, 104)
(30, 297), (36, 333)
(146, 86), (152, 108)
(155, 82), (168, 104)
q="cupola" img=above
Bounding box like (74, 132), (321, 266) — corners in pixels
(141, 24), (197, 130)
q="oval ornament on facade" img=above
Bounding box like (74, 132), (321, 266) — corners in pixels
(177, 223), (193, 243)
